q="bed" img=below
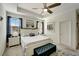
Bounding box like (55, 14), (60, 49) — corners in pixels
(21, 35), (53, 56)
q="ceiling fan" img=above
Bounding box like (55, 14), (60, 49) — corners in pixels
(32, 3), (61, 14)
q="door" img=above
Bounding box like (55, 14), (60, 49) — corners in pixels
(60, 20), (71, 47)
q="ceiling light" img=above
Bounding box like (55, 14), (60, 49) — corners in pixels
(44, 9), (47, 12)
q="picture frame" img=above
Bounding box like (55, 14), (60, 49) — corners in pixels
(47, 22), (55, 32)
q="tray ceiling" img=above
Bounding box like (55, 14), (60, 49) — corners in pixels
(18, 3), (55, 17)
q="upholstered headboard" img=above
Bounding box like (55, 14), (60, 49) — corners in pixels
(20, 29), (39, 37)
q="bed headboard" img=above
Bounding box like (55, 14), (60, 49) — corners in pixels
(20, 29), (38, 36)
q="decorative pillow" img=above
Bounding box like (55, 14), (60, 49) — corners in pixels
(29, 33), (35, 36)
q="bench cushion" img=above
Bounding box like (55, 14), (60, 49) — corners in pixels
(34, 43), (56, 56)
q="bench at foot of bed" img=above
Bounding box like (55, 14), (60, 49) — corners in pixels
(33, 43), (56, 56)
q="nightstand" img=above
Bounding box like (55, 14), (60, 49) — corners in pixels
(8, 36), (20, 47)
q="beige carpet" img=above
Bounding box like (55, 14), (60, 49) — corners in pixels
(3, 45), (79, 56)
(3, 46), (23, 56)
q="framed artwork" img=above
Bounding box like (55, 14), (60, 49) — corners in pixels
(47, 22), (55, 31)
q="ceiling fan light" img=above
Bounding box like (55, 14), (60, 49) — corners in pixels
(44, 9), (47, 12)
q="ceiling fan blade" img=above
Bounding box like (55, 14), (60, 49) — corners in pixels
(47, 9), (53, 14)
(48, 3), (61, 8)
(43, 3), (47, 8)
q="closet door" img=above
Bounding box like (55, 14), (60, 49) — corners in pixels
(60, 20), (71, 47)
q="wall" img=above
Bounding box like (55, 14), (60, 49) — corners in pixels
(0, 4), (6, 55)
(44, 3), (78, 50)
(3, 3), (17, 13)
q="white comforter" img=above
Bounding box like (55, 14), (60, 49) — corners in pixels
(21, 35), (49, 45)
(21, 35), (52, 55)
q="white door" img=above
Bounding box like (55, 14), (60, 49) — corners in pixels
(60, 20), (71, 47)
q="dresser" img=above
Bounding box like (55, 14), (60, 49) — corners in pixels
(8, 36), (20, 47)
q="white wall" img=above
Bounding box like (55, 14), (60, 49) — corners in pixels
(45, 3), (78, 50)
(0, 4), (6, 55)
(3, 3), (17, 13)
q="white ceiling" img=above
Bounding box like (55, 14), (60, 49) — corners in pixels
(3, 3), (79, 19)
(18, 3), (56, 17)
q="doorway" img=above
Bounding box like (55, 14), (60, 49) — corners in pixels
(6, 16), (22, 47)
